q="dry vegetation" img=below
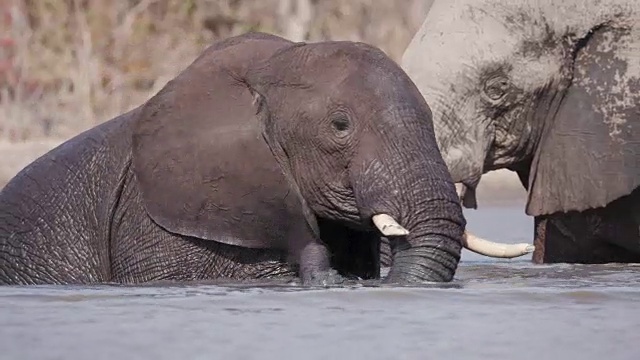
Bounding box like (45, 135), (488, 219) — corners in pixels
(0, 0), (524, 198)
(0, 0), (430, 142)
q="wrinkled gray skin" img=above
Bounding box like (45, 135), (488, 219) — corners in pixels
(0, 32), (465, 286)
(403, 0), (640, 262)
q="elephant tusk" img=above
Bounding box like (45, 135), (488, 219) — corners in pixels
(372, 214), (410, 236)
(455, 182), (534, 258)
(463, 231), (535, 258)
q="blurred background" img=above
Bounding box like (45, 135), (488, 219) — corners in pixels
(0, 0), (525, 203)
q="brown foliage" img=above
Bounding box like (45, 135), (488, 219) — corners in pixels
(0, 0), (428, 141)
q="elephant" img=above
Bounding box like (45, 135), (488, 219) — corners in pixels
(401, 0), (640, 263)
(0, 31), (481, 286)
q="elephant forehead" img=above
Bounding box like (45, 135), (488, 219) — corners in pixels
(260, 44), (402, 97)
(402, 0), (638, 98)
(402, 1), (521, 81)
(306, 42), (391, 67)
(305, 64), (422, 110)
(302, 43), (410, 86)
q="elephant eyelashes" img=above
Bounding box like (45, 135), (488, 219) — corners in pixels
(483, 76), (511, 102)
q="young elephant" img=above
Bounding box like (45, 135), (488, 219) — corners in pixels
(402, 0), (640, 263)
(0, 32), (469, 285)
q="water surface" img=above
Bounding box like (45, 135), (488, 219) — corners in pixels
(1, 207), (639, 360)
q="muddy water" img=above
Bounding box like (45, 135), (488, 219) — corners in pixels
(1, 206), (639, 360)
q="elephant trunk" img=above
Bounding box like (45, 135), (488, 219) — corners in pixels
(351, 130), (465, 283)
(372, 211), (462, 282)
(382, 208), (463, 283)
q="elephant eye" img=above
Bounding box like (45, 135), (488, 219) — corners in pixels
(483, 76), (511, 102)
(331, 115), (351, 132)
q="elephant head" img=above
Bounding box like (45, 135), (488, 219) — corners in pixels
(131, 32), (468, 283)
(403, 0), (640, 218)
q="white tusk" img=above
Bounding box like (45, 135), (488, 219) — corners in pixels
(372, 214), (410, 237)
(463, 231), (535, 259)
(455, 182), (533, 258)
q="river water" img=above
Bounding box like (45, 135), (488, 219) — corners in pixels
(1, 206), (639, 360)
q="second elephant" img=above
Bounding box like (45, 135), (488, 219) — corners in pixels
(402, 0), (640, 263)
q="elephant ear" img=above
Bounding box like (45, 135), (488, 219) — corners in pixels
(131, 33), (314, 249)
(526, 24), (640, 216)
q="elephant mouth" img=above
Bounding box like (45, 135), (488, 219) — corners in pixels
(457, 176), (481, 209)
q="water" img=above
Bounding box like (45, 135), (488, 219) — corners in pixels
(1, 207), (639, 360)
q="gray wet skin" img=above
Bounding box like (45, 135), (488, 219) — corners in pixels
(0, 32), (465, 286)
(402, 0), (640, 263)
